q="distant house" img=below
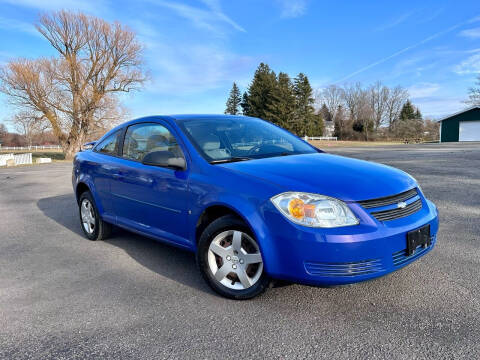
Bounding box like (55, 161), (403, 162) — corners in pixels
(438, 106), (480, 142)
(324, 120), (334, 137)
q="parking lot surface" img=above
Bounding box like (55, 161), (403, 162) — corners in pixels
(1, 143), (479, 359)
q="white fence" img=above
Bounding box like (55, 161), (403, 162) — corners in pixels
(14, 153), (33, 165)
(304, 136), (337, 141)
(0, 153), (33, 166)
(0, 153), (14, 166)
(0, 145), (61, 151)
(36, 157), (52, 164)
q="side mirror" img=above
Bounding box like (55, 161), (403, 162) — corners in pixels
(142, 150), (186, 170)
(81, 141), (96, 151)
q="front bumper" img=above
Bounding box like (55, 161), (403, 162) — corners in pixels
(258, 198), (439, 286)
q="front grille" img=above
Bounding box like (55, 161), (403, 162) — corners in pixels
(358, 188), (418, 209)
(392, 236), (435, 266)
(304, 259), (383, 277)
(370, 199), (422, 222)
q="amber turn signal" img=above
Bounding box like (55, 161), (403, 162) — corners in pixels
(288, 198), (305, 219)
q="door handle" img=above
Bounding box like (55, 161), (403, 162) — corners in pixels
(112, 173), (124, 180)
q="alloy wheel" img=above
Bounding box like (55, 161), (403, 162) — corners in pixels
(207, 230), (263, 290)
(80, 198), (96, 234)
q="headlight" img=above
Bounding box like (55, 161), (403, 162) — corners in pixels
(271, 192), (359, 228)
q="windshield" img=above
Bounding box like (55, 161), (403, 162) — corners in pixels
(177, 117), (318, 163)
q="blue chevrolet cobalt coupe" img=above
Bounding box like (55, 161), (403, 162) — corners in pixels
(73, 115), (438, 299)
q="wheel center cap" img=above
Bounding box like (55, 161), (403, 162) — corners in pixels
(231, 255), (239, 264)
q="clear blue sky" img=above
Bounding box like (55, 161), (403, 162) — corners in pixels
(1, 0), (480, 126)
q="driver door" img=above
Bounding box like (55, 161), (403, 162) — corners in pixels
(111, 122), (190, 247)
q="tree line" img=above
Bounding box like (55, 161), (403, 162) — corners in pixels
(319, 82), (437, 141)
(0, 122), (59, 147)
(226, 66), (439, 141)
(225, 63), (324, 136)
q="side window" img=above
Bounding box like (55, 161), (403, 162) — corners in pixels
(95, 130), (121, 155)
(122, 123), (184, 162)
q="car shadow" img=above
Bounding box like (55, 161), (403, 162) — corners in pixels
(37, 193), (211, 294)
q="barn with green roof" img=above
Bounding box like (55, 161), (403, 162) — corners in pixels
(438, 106), (480, 142)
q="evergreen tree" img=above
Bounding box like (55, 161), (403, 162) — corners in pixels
(293, 73), (317, 136)
(414, 108), (422, 119)
(240, 92), (251, 115)
(244, 63), (277, 119)
(265, 72), (296, 130)
(320, 103), (333, 122)
(230, 63), (322, 136)
(308, 114), (324, 136)
(399, 100), (416, 120)
(396, 100), (424, 140)
(224, 82), (241, 115)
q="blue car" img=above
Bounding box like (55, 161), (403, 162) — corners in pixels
(73, 115), (438, 299)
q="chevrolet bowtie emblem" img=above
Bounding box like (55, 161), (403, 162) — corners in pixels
(397, 201), (407, 209)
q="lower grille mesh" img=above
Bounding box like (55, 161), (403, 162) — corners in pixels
(304, 259), (383, 277)
(392, 237), (435, 266)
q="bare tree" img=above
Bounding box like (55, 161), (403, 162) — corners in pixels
(342, 82), (365, 120)
(423, 118), (440, 142)
(9, 111), (50, 147)
(385, 86), (409, 131)
(333, 105), (348, 138)
(0, 123), (7, 147)
(394, 118), (424, 141)
(0, 11), (146, 158)
(465, 75), (480, 106)
(318, 85), (344, 120)
(368, 81), (390, 130)
(342, 83), (374, 139)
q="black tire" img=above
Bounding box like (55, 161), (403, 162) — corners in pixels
(78, 191), (112, 241)
(196, 214), (270, 300)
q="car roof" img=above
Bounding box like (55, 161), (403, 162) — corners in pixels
(168, 114), (255, 121)
(115, 114), (256, 127)
(100, 114), (260, 142)
(129, 114), (252, 121)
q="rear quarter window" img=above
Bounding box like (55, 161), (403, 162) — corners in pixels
(94, 130), (122, 156)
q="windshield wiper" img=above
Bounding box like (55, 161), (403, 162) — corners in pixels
(209, 157), (253, 164)
(260, 152), (294, 159)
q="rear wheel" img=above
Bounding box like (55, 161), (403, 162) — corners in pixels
(78, 191), (111, 241)
(197, 215), (269, 299)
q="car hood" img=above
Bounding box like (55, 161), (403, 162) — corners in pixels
(218, 153), (416, 202)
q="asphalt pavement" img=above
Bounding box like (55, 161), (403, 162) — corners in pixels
(0, 143), (479, 359)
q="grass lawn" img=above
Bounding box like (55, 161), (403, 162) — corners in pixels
(0, 148), (63, 154)
(309, 140), (404, 148)
(0, 149), (67, 164)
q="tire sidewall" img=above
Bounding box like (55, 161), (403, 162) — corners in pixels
(196, 215), (269, 300)
(79, 191), (100, 241)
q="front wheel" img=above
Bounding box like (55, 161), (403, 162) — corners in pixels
(196, 215), (270, 299)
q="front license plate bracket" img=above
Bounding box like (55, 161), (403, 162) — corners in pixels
(406, 224), (431, 256)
